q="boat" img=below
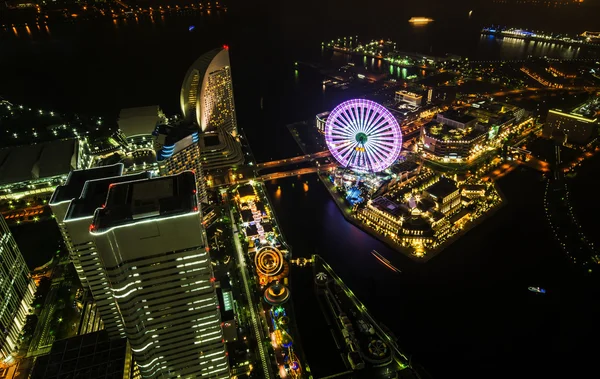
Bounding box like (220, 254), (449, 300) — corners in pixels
(371, 250), (401, 273)
(528, 286), (546, 294)
(408, 17), (434, 24)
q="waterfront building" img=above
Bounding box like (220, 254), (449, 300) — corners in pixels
(0, 215), (36, 364)
(30, 330), (133, 379)
(395, 90), (423, 107)
(423, 177), (461, 216)
(157, 47), (244, 181)
(358, 197), (404, 239)
(49, 163), (151, 338)
(316, 112), (330, 133)
(460, 184), (487, 198)
(0, 139), (81, 200)
(180, 47), (238, 135)
(544, 107), (598, 145)
(358, 176), (461, 250)
(90, 172), (228, 379)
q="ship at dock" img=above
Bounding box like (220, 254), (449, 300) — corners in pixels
(312, 255), (424, 376)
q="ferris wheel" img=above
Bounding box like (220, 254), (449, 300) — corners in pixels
(324, 99), (402, 173)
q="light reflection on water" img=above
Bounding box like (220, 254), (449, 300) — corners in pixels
(478, 34), (583, 60)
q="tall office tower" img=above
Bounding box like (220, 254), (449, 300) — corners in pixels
(49, 164), (125, 289)
(49, 164), (151, 339)
(90, 172), (229, 379)
(156, 130), (209, 204)
(0, 215), (36, 364)
(180, 47), (238, 136)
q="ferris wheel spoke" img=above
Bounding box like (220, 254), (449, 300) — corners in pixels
(370, 143), (395, 161)
(337, 141), (358, 160)
(357, 106), (365, 132)
(331, 121), (355, 139)
(363, 108), (379, 134)
(339, 111), (360, 136)
(368, 134), (399, 145)
(346, 108), (361, 135)
(366, 144), (386, 163)
(369, 125), (393, 137)
(365, 114), (388, 136)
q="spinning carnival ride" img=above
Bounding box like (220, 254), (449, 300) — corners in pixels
(325, 99), (403, 173)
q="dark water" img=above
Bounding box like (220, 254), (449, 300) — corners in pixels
(3, 2), (600, 377)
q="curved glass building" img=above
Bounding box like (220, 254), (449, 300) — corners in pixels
(180, 47), (238, 136)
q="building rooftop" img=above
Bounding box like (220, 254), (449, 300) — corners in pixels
(65, 171), (151, 221)
(237, 184), (255, 199)
(117, 105), (160, 138)
(370, 197), (404, 217)
(50, 164), (124, 205)
(0, 139), (78, 186)
(155, 122), (198, 147)
(426, 177), (459, 200)
(240, 209), (254, 223)
(91, 171), (197, 233)
(437, 111), (477, 125)
(423, 120), (485, 141)
(30, 330), (129, 379)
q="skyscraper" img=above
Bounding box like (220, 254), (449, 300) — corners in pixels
(49, 164), (125, 289)
(90, 172), (229, 379)
(180, 47), (238, 136)
(0, 215), (36, 364)
(49, 163), (151, 339)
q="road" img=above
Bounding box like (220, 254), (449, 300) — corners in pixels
(491, 86), (599, 97)
(255, 150), (331, 170)
(228, 205), (274, 379)
(209, 164), (339, 189)
(259, 164), (337, 181)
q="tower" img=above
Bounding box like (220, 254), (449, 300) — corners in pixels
(90, 172), (229, 379)
(0, 215), (36, 364)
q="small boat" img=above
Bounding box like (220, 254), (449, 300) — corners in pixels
(528, 286), (546, 294)
(409, 17), (434, 24)
(371, 250), (401, 273)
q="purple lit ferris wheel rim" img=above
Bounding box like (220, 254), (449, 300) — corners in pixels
(324, 99), (402, 172)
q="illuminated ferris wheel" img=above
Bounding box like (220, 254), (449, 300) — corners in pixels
(325, 99), (402, 173)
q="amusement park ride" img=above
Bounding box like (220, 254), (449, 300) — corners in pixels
(324, 98), (405, 205)
(253, 246), (302, 377)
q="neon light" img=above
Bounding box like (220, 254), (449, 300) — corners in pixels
(324, 99), (402, 172)
(90, 211), (200, 236)
(131, 341), (154, 353)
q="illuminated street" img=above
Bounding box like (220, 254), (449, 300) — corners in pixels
(228, 205), (274, 379)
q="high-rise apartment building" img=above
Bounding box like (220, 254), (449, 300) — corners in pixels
(0, 215), (36, 364)
(90, 172), (229, 379)
(49, 164), (151, 339)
